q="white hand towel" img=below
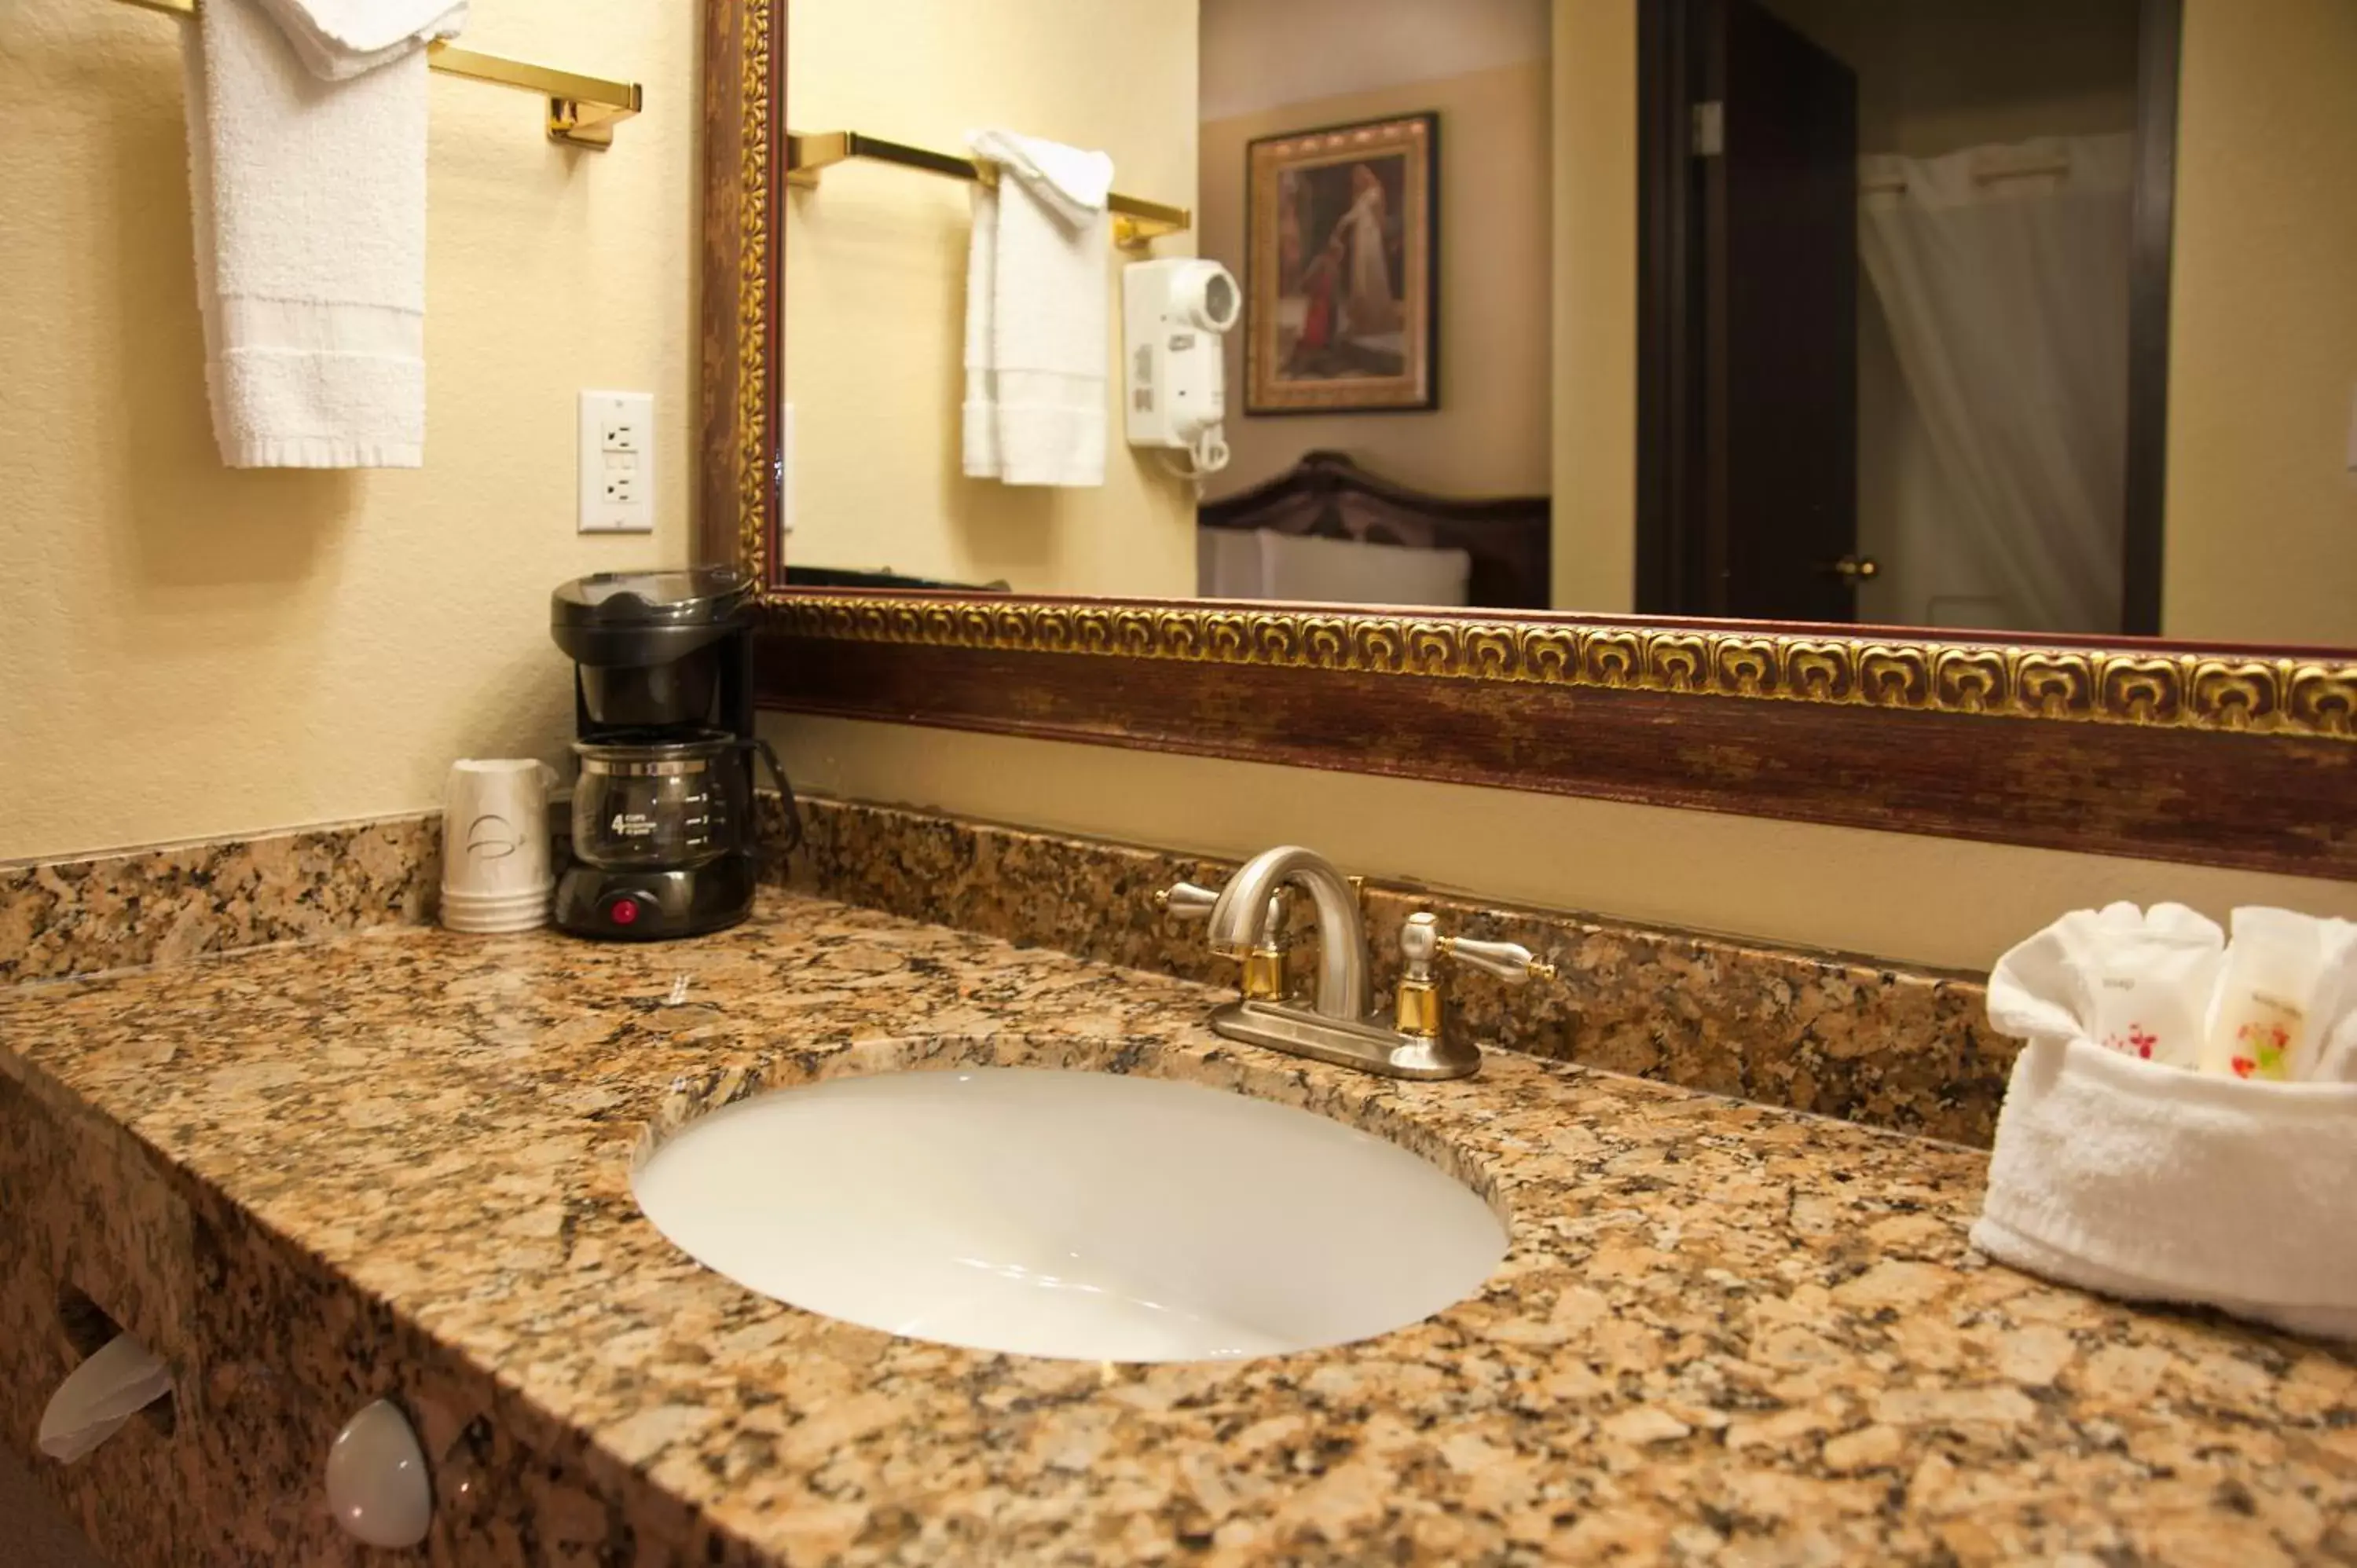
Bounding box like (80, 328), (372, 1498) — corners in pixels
(183, 0), (451, 467)
(962, 180), (1003, 479)
(962, 129), (1113, 487)
(251, 0), (467, 81)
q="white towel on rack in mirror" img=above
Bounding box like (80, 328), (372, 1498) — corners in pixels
(962, 180), (1003, 479)
(962, 129), (1112, 488)
(183, 0), (455, 467)
(252, 0), (467, 81)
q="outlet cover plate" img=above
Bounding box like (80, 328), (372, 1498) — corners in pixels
(579, 390), (654, 533)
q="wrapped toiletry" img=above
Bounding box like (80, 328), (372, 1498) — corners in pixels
(1987, 901), (2222, 1068)
(2198, 907), (2357, 1082)
(1974, 902), (2357, 1342)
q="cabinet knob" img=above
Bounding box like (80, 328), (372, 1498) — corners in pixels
(326, 1399), (431, 1549)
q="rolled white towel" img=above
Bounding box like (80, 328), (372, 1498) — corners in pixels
(1972, 1036), (2357, 1342)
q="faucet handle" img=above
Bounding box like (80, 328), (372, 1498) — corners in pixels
(1400, 912), (1557, 984)
(1395, 913), (1557, 1042)
(1442, 933), (1558, 985)
(1155, 881), (1220, 921)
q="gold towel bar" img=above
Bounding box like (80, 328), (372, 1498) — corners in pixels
(110, 0), (643, 148)
(786, 130), (1192, 247)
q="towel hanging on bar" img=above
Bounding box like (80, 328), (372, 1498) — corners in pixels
(787, 129), (1191, 248)
(108, 0), (643, 145)
(184, 0), (444, 466)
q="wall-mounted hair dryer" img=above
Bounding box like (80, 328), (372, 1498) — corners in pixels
(1123, 258), (1240, 480)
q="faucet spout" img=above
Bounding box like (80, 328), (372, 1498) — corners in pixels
(1206, 846), (1370, 1020)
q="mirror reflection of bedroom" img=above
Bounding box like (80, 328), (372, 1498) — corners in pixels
(1200, 0), (2160, 632)
(781, 2), (2352, 644)
(1196, 0), (1556, 610)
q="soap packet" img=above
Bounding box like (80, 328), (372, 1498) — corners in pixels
(2200, 907), (2357, 1083)
(1989, 901), (2222, 1069)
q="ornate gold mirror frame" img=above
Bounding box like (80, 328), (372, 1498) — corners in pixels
(698, 0), (2355, 881)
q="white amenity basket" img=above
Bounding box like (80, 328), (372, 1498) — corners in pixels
(1971, 1036), (2357, 1343)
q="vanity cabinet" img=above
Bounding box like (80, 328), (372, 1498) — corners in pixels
(0, 1070), (656, 1567)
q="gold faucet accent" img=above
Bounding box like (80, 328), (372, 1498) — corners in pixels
(1393, 913), (1558, 1042)
(1157, 881), (1294, 1001)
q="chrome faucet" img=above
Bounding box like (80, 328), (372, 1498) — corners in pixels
(1204, 846), (1369, 1020)
(1158, 847), (1557, 1081)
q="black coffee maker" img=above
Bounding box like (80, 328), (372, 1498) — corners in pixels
(548, 567), (794, 940)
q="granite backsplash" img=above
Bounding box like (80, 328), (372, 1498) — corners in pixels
(773, 797), (2008, 1147)
(5, 795), (2007, 1144)
(0, 818), (440, 987)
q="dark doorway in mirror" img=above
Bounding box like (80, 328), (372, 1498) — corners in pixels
(1637, 0), (2176, 636)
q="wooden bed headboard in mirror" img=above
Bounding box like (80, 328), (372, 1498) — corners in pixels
(699, 0), (2356, 882)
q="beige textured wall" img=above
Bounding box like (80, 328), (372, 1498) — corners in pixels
(1199, 62), (1553, 502)
(2162, 0), (2357, 644)
(1548, 0), (1637, 613)
(1200, 0), (1548, 121)
(1757, 0), (2139, 157)
(0, 0), (698, 863)
(781, 0), (1198, 597)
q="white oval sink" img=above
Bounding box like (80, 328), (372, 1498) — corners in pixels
(632, 1067), (1507, 1362)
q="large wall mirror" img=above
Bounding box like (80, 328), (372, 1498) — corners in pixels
(701, 0), (2355, 879)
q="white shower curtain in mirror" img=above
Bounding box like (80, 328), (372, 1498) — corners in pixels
(1858, 134), (2132, 633)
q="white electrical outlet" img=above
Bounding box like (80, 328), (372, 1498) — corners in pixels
(579, 390), (654, 533)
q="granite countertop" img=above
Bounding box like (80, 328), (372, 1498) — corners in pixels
(2, 890), (2351, 1565)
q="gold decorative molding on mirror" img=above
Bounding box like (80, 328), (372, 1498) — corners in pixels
(698, 0), (779, 576)
(764, 595), (2357, 741)
(699, 0), (2357, 882)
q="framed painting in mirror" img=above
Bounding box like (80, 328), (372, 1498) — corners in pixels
(1244, 112), (1440, 415)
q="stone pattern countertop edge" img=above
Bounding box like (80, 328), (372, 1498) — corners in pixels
(0, 815), (440, 986)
